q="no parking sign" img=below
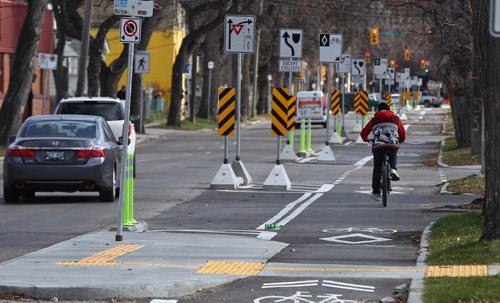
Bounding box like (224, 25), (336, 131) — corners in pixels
(119, 17), (142, 43)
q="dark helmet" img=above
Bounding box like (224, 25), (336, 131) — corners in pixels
(378, 102), (390, 111)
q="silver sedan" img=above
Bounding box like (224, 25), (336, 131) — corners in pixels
(3, 115), (122, 203)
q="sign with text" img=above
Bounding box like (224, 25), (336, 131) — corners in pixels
(279, 60), (302, 72)
(114, 0), (154, 17)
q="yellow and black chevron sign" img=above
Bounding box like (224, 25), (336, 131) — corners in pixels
(385, 92), (392, 107)
(405, 90), (411, 103)
(413, 91), (419, 101)
(272, 88), (289, 136)
(330, 89), (340, 115)
(354, 90), (368, 116)
(217, 88), (236, 136)
(287, 95), (297, 131)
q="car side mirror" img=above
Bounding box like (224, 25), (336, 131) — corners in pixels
(9, 136), (16, 143)
(130, 114), (140, 125)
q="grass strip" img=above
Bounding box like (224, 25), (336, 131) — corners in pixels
(442, 137), (481, 166)
(427, 212), (500, 265)
(154, 118), (218, 131)
(425, 276), (500, 303)
(446, 175), (485, 196)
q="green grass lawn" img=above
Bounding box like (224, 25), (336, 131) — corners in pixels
(446, 175), (485, 196)
(425, 212), (500, 302)
(425, 277), (500, 302)
(154, 118), (218, 131)
(442, 137), (481, 166)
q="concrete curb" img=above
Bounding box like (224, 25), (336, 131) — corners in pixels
(407, 222), (434, 303)
(437, 139), (449, 168)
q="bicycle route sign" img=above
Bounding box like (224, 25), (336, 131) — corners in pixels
(319, 33), (343, 63)
(114, 0), (154, 17)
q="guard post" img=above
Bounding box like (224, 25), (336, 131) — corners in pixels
(210, 88), (239, 189)
(263, 88), (291, 191)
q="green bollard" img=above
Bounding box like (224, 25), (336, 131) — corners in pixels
(122, 154), (137, 226)
(289, 131), (294, 150)
(337, 118), (342, 137)
(298, 119), (306, 156)
(307, 119), (313, 153)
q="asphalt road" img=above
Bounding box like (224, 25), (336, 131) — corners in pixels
(0, 108), (475, 302)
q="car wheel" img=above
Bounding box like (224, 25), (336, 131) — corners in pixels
(424, 101), (430, 108)
(3, 185), (20, 203)
(99, 168), (116, 202)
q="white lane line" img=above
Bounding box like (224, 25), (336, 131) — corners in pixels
(322, 283), (375, 293)
(277, 193), (324, 226)
(322, 280), (375, 290)
(256, 193), (313, 230)
(354, 156), (373, 167)
(314, 184), (334, 193)
(262, 283), (319, 288)
(263, 280), (319, 287)
(197, 146), (204, 150)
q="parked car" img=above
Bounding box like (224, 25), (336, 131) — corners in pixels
(53, 96), (137, 176)
(419, 92), (443, 108)
(3, 115), (122, 203)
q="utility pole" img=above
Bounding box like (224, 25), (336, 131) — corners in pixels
(76, 0), (92, 96)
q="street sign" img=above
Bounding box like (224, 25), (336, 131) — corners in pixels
(351, 59), (366, 76)
(224, 15), (256, 53)
(114, 0), (154, 17)
(387, 68), (395, 79)
(418, 78), (423, 86)
(279, 59), (302, 72)
(134, 51), (150, 73)
(280, 28), (303, 58)
(336, 54), (351, 73)
(120, 17), (142, 43)
(319, 33), (343, 63)
(374, 58), (388, 75)
(491, 0), (500, 37)
(38, 53), (57, 70)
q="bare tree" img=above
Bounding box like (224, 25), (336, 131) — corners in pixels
(0, 0), (49, 146)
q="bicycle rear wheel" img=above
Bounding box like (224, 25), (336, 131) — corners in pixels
(382, 162), (389, 207)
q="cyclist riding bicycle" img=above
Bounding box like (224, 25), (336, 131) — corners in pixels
(360, 102), (406, 201)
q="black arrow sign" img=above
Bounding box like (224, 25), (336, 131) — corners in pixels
(282, 32), (295, 57)
(227, 19), (233, 50)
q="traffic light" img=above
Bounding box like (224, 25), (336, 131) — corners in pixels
(420, 59), (426, 69)
(390, 60), (396, 68)
(364, 52), (371, 64)
(321, 65), (327, 81)
(426, 28), (433, 35)
(370, 27), (379, 45)
(404, 48), (411, 61)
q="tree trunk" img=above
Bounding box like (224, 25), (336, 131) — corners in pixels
(0, 0), (48, 146)
(189, 51), (198, 122)
(240, 54), (251, 120)
(167, 8), (227, 126)
(256, 63), (269, 114)
(471, 0), (485, 156)
(476, 0), (500, 240)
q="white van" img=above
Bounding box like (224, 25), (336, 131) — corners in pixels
(295, 91), (327, 128)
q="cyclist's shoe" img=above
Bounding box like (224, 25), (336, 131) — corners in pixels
(370, 193), (381, 201)
(390, 169), (400, 181)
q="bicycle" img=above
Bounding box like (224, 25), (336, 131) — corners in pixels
(380, 153), (391, 207)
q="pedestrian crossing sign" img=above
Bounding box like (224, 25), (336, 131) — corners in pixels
(134, 51), (150, 74)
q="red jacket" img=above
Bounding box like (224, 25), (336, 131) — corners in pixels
(360, 110), (406, 150)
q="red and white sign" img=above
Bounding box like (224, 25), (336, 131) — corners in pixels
(38, 53), (57, 70)
(120, 17), (142, 43)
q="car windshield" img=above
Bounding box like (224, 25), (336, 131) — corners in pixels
(58, 102), (124, 121)
(21, 121), (96, 138)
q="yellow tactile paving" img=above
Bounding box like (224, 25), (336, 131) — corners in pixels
(426, 265), (488, 277)
(196, 261), (265, 276)
(57, 245), (144, 266)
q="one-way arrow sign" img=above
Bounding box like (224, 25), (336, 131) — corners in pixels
(279, 28), (303, 58)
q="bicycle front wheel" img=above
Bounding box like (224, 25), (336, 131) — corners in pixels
(382, 163), (389, 207)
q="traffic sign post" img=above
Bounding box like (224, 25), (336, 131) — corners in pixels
(224, 15), (256, 54)
(223, 15), (254, 186)
(114, 0), (154, 17)
(280, 28), (303, 58)
(38, 53), (57, 115)
(319, 33), (343, 63)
